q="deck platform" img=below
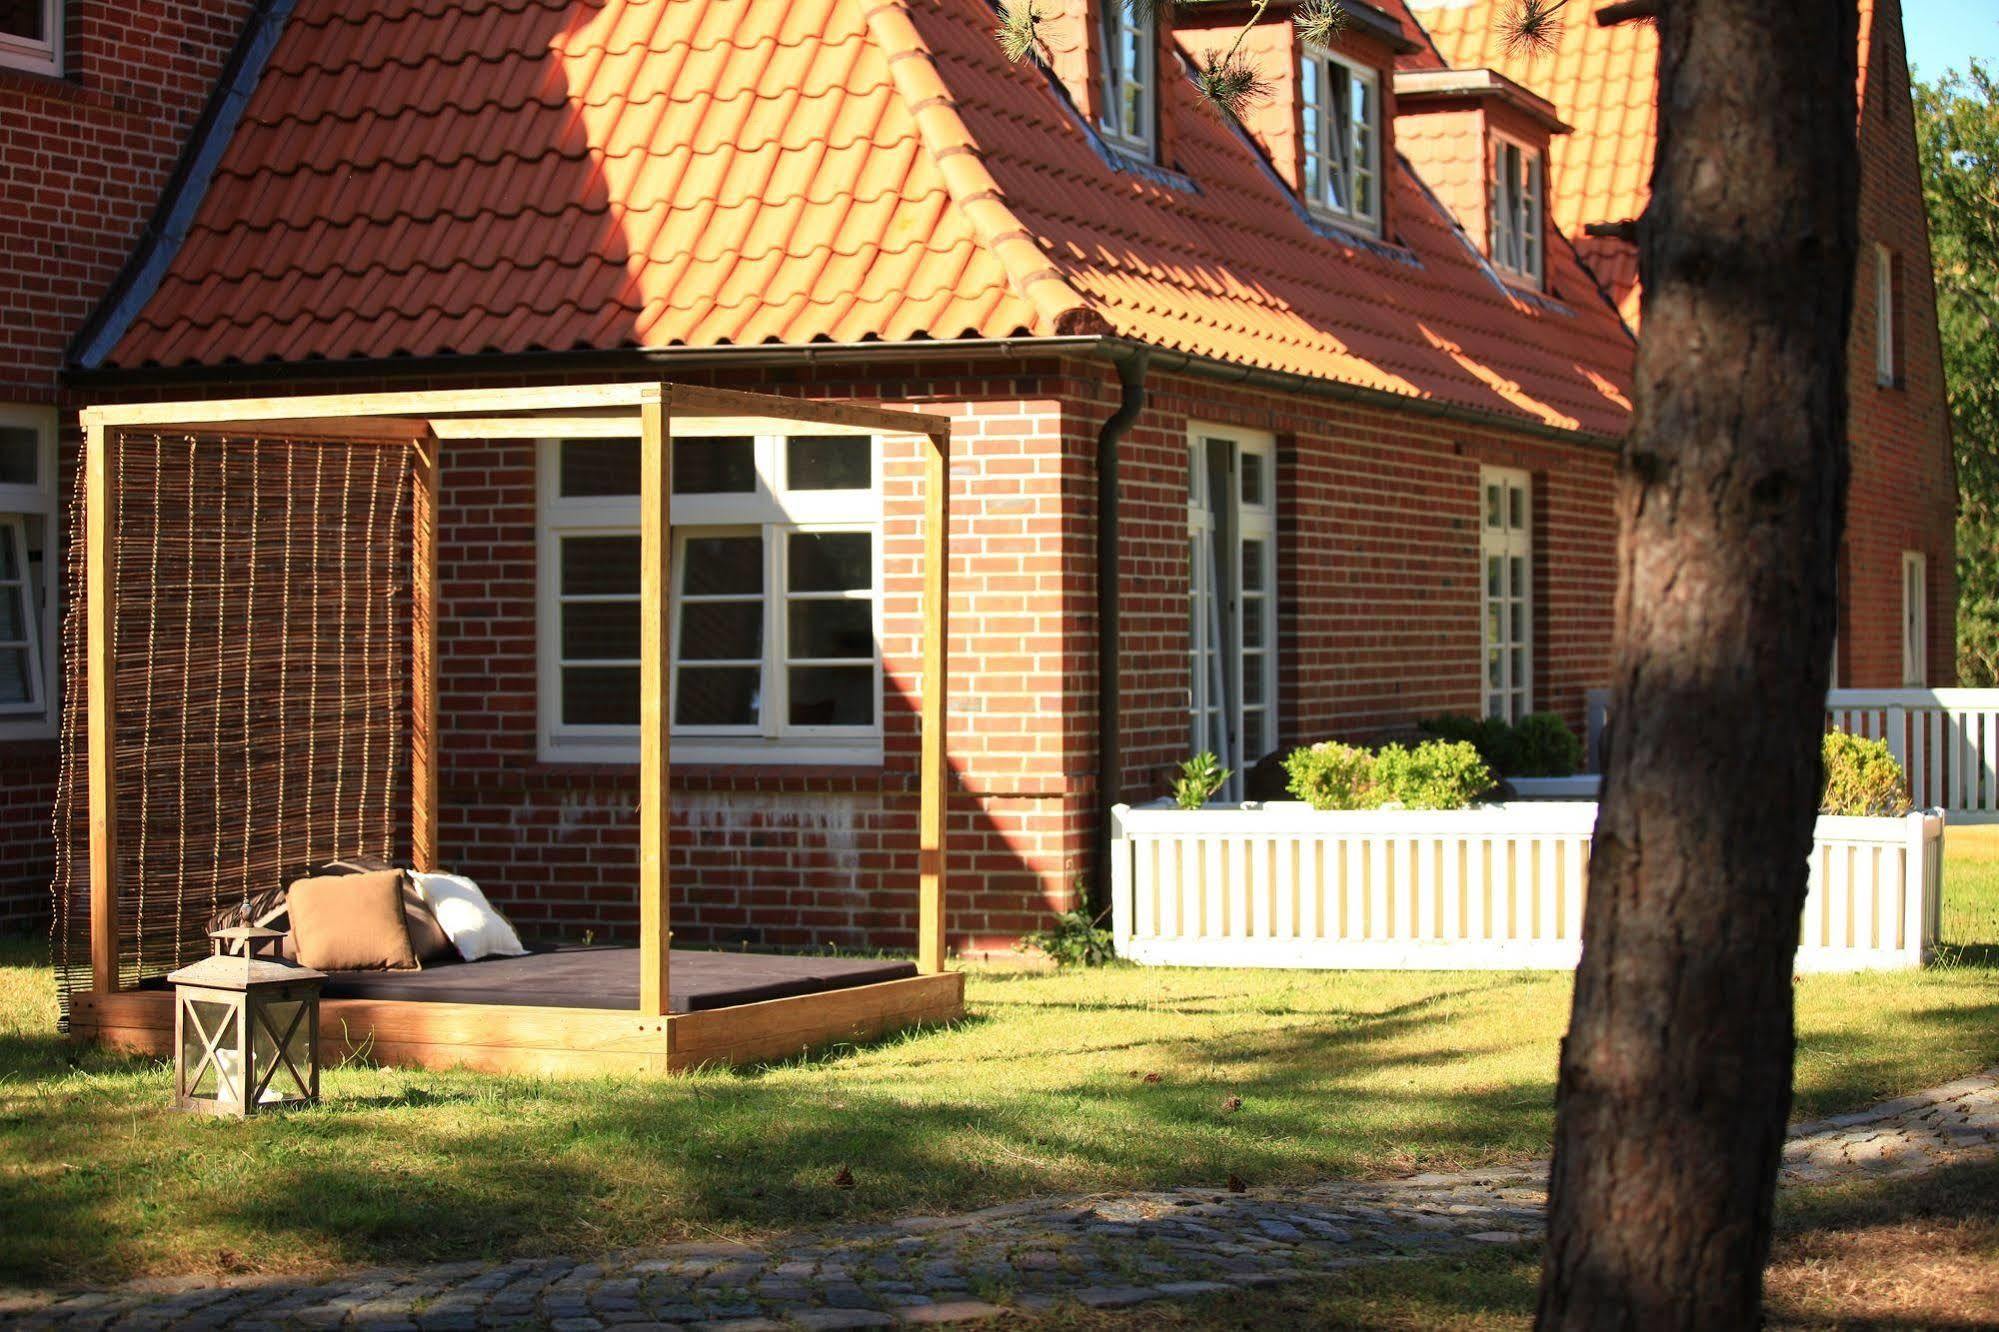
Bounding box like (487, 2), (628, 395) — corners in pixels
(72, 952), (965, 1076)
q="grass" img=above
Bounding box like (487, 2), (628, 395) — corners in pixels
(1, 834), (1996, 1288)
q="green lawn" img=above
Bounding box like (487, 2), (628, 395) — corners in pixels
(2, 835), (1996, 1287)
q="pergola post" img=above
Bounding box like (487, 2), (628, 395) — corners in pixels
(918, 427), (950, 975)
(410, 431), (442, 871)
(638, 388), (673, 1018)
(86, 417), (119, 993)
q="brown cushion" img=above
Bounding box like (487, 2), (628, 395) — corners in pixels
(400, 883), (455, 963)
(287, 870), (420, 972)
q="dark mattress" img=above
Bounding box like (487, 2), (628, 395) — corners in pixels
(156, 947), (918, 1014)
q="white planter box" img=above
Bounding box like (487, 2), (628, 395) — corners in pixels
(1110, 801), (1944, 973)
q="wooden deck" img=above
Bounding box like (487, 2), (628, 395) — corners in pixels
(71, 971), (966, 1076)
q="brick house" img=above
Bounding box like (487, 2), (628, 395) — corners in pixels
(0, 1), (256, 932)
(1, 0), (1955, 956)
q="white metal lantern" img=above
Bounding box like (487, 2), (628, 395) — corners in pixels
(167, 933), (324, 1116)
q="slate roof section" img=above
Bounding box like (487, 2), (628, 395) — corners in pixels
(92, 0), (1634, 439)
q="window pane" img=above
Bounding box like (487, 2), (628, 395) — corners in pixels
(0, 2), (45, 42)
(787, 436), (871, 491)
(0, 531), (16, 580)
(561, 600), (640, 661)
(680, 601), (763, 661)
(1240, 453), (1265, 508)
(1508, 485), (1525, 530)
(682, 535), (763, 596)
(0, 427), (37, 486)
(560, 536), (640, 597)
(1243, 659), (1266, 707)
(1241, 538), (1266, 591)
(0, 647), (26, 704)
(1488, 648), (1502, 687)
(789, 666), (874, 727)
(673, 436), (756, 494)
(1486, 484), (1502, 528)
(563, 666), (640, 726)
(1243, 606), (1265, 650)
(1511, 602), (1526, 640)
(1509, 555), (1526, 598)
(1487, 555), (1502, 597)
(789, 599), (873, 660)
(788, 532), (871, 592)
(675, 666), (760, 726)
(559, 440), (638, 497)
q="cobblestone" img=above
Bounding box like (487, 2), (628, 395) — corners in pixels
(7, 1067), (1993, 1328)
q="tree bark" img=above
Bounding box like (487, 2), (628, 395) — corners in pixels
(1537, 2), (1860, 1328)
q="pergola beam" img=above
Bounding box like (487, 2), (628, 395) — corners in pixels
(638, 391), (673, 1020)
(80, 381), (952, 1015)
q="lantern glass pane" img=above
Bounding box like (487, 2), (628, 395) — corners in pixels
(183, 998), (236, 1101)
(257, 999), (310, 1101)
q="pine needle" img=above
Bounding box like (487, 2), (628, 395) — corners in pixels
(1194, 49), (1274, 121)
(1501, 0), (1568, 58)
(1294, 0), (1352, 49)
(995, 0), (1048, 65)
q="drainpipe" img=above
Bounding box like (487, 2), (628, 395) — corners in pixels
(1092, 349), (1149, 916)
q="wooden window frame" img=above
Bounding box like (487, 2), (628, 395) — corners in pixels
(1299, 44), (1382, 234)
(1875, 242), (1900, 388)
(1097, 0), (1156, 159)
(1489, 132), (1545, 288)
(0, 0), (61, 76)
(1480, 466), (1533, 722)
(1188, 424), (1280, 799)
(536, 435), (885, 765)
(1902, 550), (1928, 687)
(0, 404), (57, 741)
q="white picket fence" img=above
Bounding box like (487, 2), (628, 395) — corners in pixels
(1587, 687), (1999, 824)
(1109, 801), (1944, 973)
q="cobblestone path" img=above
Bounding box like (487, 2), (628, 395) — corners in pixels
(6, 1067), (1993, 1330)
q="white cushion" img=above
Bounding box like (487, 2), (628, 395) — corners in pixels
(410, 872), (528, 962)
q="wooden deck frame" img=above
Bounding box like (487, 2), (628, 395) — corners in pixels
(74, 382), (960, 1073)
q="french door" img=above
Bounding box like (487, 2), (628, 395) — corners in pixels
(1188, 428), (1277, 800)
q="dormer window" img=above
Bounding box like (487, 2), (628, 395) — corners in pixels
(1490, 133), (1544, 285)
(1300, 46), (1381, 231)
(1098, 1), (1155, 157)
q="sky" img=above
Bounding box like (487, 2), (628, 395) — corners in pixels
(1903, 0), (1999, 83)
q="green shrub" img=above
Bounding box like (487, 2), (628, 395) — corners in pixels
(1512, 712), (1585, 777)
(1821, 732), (1912, 817)
(1283, 741), (1378, 810)
(1023, 907), (1116, 967)
(1420, 711), (1583, 778)
(1172, 751), (1231, 810)
(1372, 740), (1493, 810)
(1419, 713), (1521, 775)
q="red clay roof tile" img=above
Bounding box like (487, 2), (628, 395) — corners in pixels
(98, 0), (1632, 437)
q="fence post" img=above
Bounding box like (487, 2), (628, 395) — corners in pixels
(1901, 811), (1931, 968)
(1109, 805), (1134, 952)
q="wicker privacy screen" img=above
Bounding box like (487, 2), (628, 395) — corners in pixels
(53, 432), (418, 1019)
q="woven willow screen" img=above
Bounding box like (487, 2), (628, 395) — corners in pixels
(53, 432), (420, 1017)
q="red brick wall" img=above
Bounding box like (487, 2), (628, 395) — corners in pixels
(0, 1), (253, 931)
(1841, 0), (1956, 688)
(1103, 366), (1618, 805)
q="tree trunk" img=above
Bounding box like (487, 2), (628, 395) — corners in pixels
(1537, 2), (1860, 1328)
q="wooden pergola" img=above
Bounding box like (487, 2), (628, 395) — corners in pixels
(66, 382), (962, 1074)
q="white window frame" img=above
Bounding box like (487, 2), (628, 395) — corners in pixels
(1299, 45), (1381, 233)
(536, 434), (885, 765)
(0, 404), (58, 741)
(1489, 132), (1545, 286)
(1097, 0), (1155, 158)
(1480, 466), (1533, 722)
(1188, 425), (1279, 800)
(1876, 242), (1898, 387)
(0, 0), (61, 76)
(1902, 550), (1927, 686)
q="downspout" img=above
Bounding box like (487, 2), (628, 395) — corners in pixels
(1093, 348), (1149, 916)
